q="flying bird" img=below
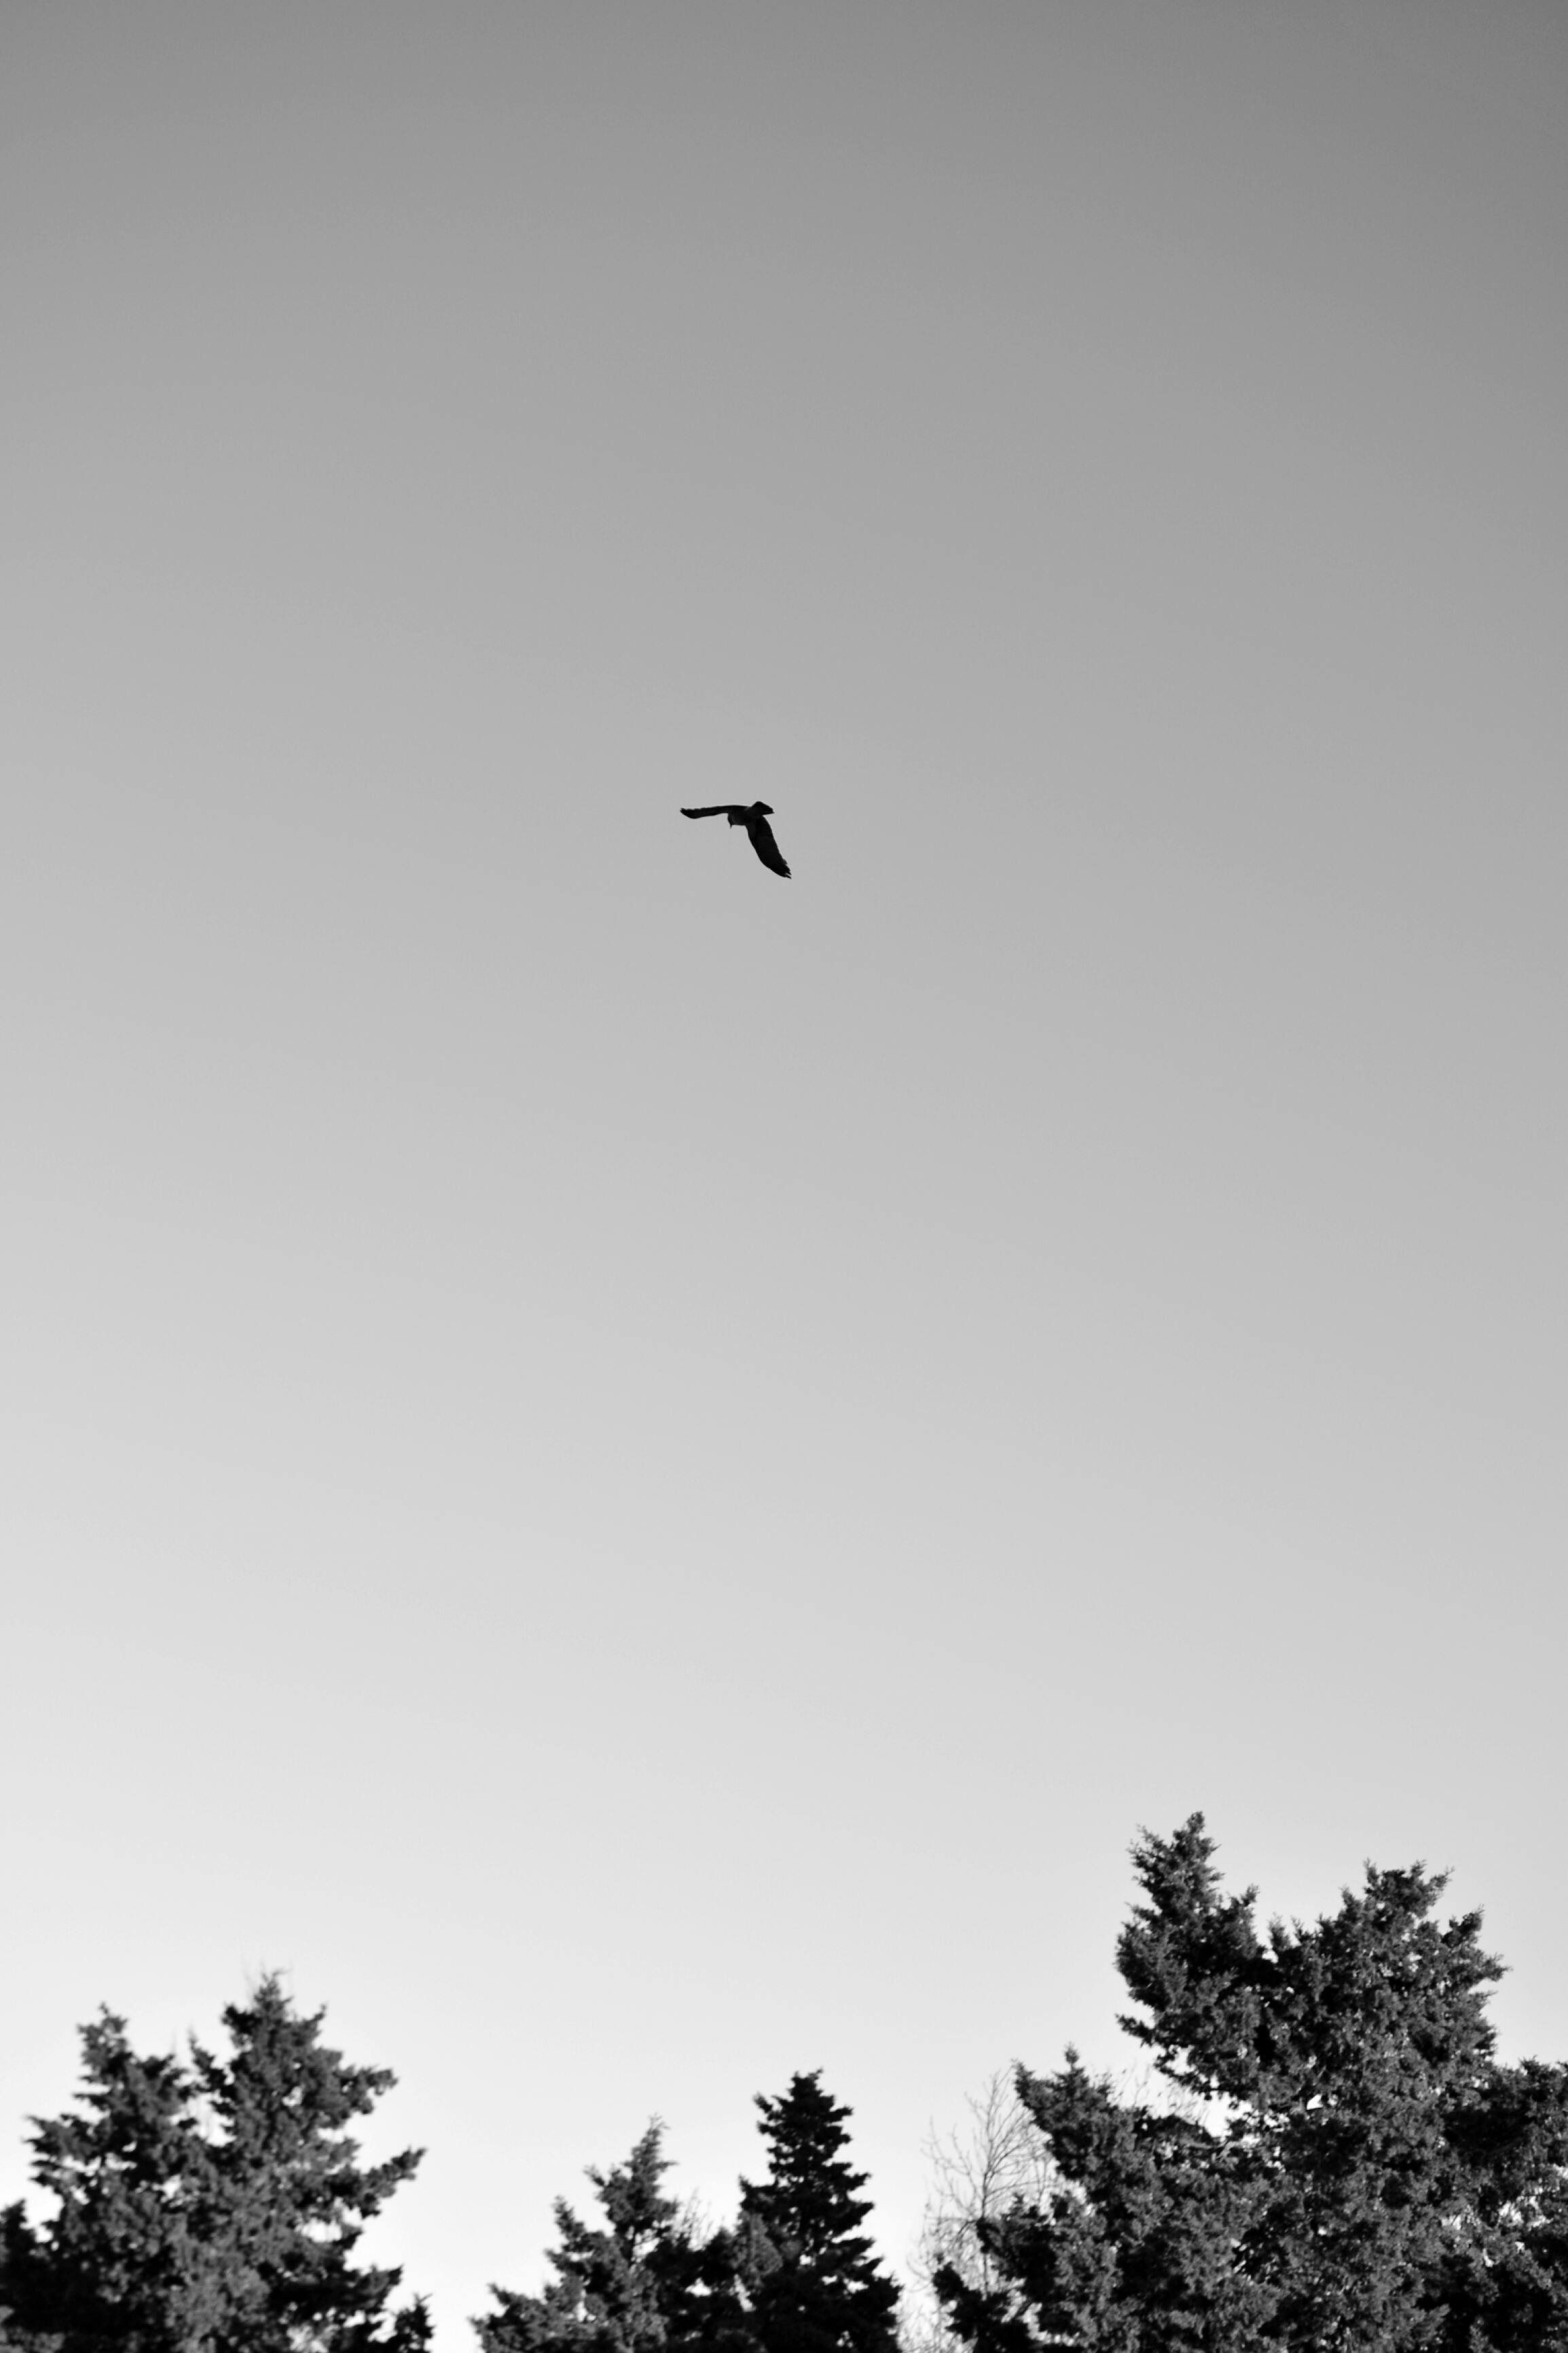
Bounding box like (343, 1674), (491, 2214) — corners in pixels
(681, 801), (791, 879)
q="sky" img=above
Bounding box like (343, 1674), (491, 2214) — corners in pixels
(2, 1), (1565, 2341)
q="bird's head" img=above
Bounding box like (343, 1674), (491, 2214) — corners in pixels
(750, 801), (774, 816)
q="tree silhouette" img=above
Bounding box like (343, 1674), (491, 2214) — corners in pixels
(477, 2124), (745, 2353)
(937, 1815), (1568, 2351)
(0, 1977), (428, 2352)
(738, 2075), (900, 2353)
(905, 2071), (1057, 2353)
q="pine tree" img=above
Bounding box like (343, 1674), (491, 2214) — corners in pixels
(477, 2123), (745, 2353)
(936, 1816), (1568, 2352)
(1, 2012), (213, 2353)
(0, 1977), (429, 2353)
(189, 1978), (429, 2351)
(737, 2075), (900, 2353)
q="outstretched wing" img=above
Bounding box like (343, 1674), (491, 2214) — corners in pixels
(680, 804), (743, 819)
(747, 811), (791, 878)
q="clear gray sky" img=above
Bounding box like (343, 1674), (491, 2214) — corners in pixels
(3, 3), (1565, 2341)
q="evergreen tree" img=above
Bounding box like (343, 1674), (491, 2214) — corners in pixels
(477, 2124), (745, 2353)
(737, 2075), (899, 2353)
(1, 2013), (209, 2353)
(936, 1816), (1568, 2351)
(0, 1977), (429, 2353)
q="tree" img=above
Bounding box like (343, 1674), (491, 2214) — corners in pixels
(477, 2124), (746, 2353)
(904, 2072), (1057, 2353)
(936, 1815), (1568, 2351)
(738, 2074), (900, 2353)
(0, 2012), (201, 2353)
(0, 1977), (429, 2353)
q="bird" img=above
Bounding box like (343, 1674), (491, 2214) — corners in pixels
(680, 801), (791, 878)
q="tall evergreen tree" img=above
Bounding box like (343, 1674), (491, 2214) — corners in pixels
(936, 1815), (1568, 2352)
(0, 1977), (428, 2353)
(737, 2074), (900, 2353)
(477, 2124), (744, 2353)
(1, 2013), (212, 2353)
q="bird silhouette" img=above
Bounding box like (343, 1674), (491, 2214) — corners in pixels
(680, 801), (791, 879)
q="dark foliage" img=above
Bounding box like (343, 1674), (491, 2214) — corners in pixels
(936, 1815), (1568, 2350)
(481, 2077), (898, 2353)
(738, 2074), (900, 2353)
(476, 2124), (745, 2353)
(0, 1978), (428, 2353)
